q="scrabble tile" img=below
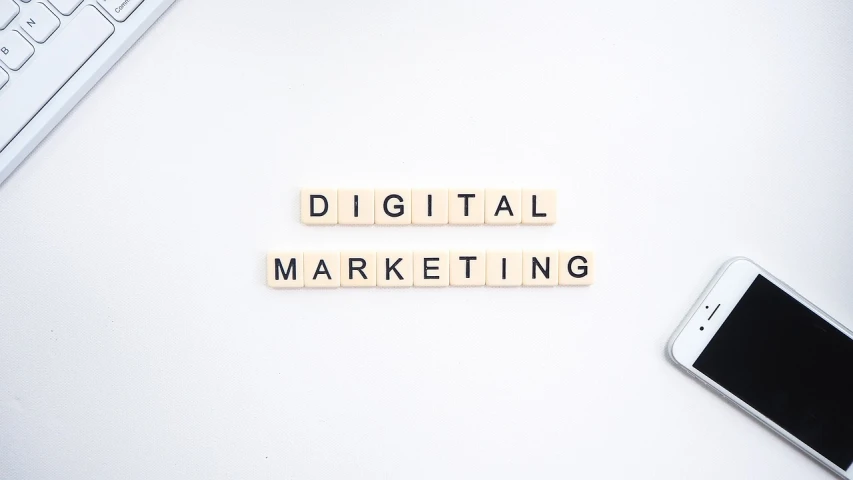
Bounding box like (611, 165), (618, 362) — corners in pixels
(449, 250), (486, 286)
(485, 250), (522, 286)
(303, 251), (341, 288)
(521, 189), (557, 225)
(376, 251), (414, 287)
(448, 188), (485, 224)
(375, 189), (412, 225)
(413, 250), (450, 287)
(522, 250), (559, 286)
(301, 188), (338, 225)
(485, 189), (521, 225)
(412, 188), (449, 225)
(340, 251), (376, 287)
(267, 252), (304, 288)
(559, 251), (595, 285)
(337, 189), (375, 225)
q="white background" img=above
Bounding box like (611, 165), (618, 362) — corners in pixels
(2, 1), (853, 478)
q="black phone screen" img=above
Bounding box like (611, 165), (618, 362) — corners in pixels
(693, 274), (853, 470)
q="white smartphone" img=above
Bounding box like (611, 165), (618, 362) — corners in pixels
(668, 257), (853, 478)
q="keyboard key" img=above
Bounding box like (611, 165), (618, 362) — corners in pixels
(97, 0), (144, 22)
(0, 0), (18, 29)
(0, 31), (34, 70)
(46, 0), (83, 15)
(19, 3), (60, 43)
(0, 6), (113, 152)
(0, 68), (7, 89)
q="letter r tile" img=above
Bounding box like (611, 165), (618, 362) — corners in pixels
(340, 251), (377, 287)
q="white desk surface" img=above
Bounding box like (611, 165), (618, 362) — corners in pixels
(2, 1), (853, 478)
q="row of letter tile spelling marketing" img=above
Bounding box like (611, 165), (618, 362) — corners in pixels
(267, 250), (594, 288)
(301, 188), (557, 225)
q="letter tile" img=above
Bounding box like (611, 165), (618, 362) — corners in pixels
(375, 189), (412, 225)
(412, 188), (448, 225)
(485, 189), (521, 225)
(559, 251), (595, 285)
(338, 189), (375, 225)
(376, 251), (413, 287)
(267, 252), (304, 288)
(449, 250), (486, 286)
(521, 189), (557, 225)
(485, 250), (522, 286)
(448, 188), (485, 224)
(301, 188), (338, 225)
(340, 251), (376, 287)
(522, 250), (559, 286)
(413, 250), (450, 287)
(303, 251), (341, 288)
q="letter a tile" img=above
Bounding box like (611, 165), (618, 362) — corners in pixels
(303, 251), (341, 287)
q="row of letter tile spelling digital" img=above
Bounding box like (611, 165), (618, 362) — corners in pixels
(267, 250), (593, 288)
(301, 188), (557, 225)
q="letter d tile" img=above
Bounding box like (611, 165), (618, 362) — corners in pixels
(301, 188), (338, 225)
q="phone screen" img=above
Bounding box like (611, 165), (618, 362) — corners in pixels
(693, 274), (853, 470)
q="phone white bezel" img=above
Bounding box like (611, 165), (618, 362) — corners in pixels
(668, 257), (853, 479)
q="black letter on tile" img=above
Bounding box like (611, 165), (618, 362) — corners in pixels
(349, 258), (367, 280)
(427, 194), (433, 217)
(501, 258), (507, 280)
(310, 195), (329, 217)
(568, 255), (588, 278)
(353, 194), (359, 217)
(532, 257), (550, 279)
(458, 193), (475, 216)
(459, 256), (476, 278)
(386, 258), (404, 280)
(424, 258), (440, 279)
(384, 194), (404, 217)
(274, 258), (297, 281)
(313, 259), (332, 280)
(494, 195), (514, 217)
(532, 195), (546, 217)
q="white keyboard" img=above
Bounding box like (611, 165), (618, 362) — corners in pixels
(0, 0), (175, 185)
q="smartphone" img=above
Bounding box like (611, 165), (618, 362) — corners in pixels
(668, 257), (853, 478)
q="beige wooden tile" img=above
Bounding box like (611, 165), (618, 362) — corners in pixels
(485, 189), (521, 225)
(522, 250), (559, 286)
(412, 188), (448, 225)
(337, 189), (374, 225)
(267, 252), (304, 288)
(559, 251), (595, 285)
(521, 189), (557, 225)
(449, 250), (486, 286)
(448, 188), (485, 224)
(340, 251), (376, 287)
(303, 251), (341, 288)
(376, 251), (413, 287)
(301, 188), (338, 225)
(485, 250), (522, 286)
(375, 189), (412, 225)
(413, 250), (450, 287)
